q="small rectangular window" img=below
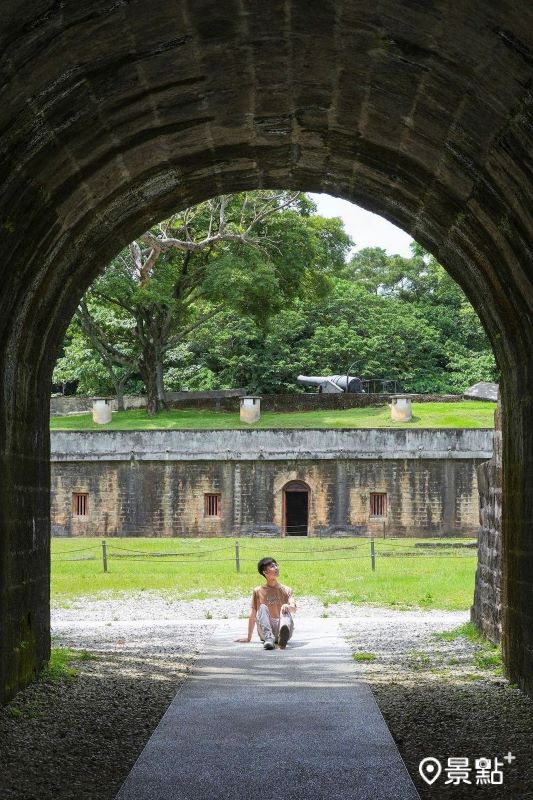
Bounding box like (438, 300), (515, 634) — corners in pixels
(204, 493), (221, 517)
(73, 492), (88, 517)
(370, 492), (387, 517)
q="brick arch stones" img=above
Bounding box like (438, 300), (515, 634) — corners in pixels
(1, 0), (533, 701)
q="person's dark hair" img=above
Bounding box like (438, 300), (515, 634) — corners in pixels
(257, 557), (278, 576)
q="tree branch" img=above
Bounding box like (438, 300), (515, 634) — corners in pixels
(129, 242), (143, 273)
(165, 305), (224, 351)
(138, 192), (300, 256)
(76, 301), (136, 370)
(139, 243), (162, 286)
(90, 289), (136, 315)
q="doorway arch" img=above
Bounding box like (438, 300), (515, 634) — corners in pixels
(1, 1), (533, 700)
(283, 481), (310, 537)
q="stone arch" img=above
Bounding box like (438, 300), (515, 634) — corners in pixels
(273, 472), (322, 534)
(1, 1), (533, 700)
(282, 480), (311, 537)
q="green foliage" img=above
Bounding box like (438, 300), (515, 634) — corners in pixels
(54, 318), (141, 396)
(474, 649), (502, 671)
(55, 195), (498, 398)
(56, 192), (351, 404)
(184, 247), (498, 394)
(432, 622), (503, 676)
(353, 652), (377, 662)
(39, 648), (93, 683)
(433, 622), (488, 643)
(50, 537), (477, 610)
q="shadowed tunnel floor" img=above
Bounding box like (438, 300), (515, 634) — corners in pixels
(114, 619), (419, 800)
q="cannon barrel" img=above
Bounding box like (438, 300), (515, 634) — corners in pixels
(297, 375), (364, 393)
(329, 375), (364, 393)
(297, 375), (329, 386)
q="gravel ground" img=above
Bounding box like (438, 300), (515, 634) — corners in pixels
(342, 611), (533, 800)
(0, 594), (532, 800)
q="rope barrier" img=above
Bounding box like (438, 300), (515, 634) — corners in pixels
(52, 544), (101, 554)
(237, 544), (365, 554)
(51, 537), (478, 573)
(52, 551), (474, 564)
(378, 553), (475, 558)
(51, 556), (98, 562)
(242, 554), (370, 562)
(373, 541), (476, 549)
(105, 556), (237, 564)
(106, 542), (233, 556)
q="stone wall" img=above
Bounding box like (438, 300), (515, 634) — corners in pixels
(51, 391), (465, 416)
(50, 429), (492, 539)
(250, 394), (465, 413)
(471, 401), (502, 643)
(51, 428), (493, 463)
(50, 389), (246, 416)
(5, 0), (533, 702)
(51, 458), (486, 539)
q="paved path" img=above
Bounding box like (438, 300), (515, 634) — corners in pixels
(115, 619), (420, 800)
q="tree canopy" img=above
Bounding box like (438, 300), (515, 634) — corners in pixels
(54, 191), (351, 411)
(54, 197), (498, 405)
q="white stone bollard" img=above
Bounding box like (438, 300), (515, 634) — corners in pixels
(92, 397), (112, 424)
(240, 396), (261, 423)
(390, 395), (413, 422)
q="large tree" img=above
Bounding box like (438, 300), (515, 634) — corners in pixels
(54, 309), (140, 408)
(174, 247), (498, 394)
(60, 191), (351, 413)
(56, 218), (497, 400)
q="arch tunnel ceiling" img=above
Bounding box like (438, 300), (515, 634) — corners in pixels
(2, 1), (533, 375)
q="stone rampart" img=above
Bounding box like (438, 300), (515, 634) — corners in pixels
(471, 401), (502, 643)
(50, 428), (493, 539)
(50, 389), (247, 416)
(50, 428), (494, 462)
(51, 392), (467, 416)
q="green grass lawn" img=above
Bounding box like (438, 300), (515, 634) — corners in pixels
(50, 401), (495, 430)
(51, 536), (478, 611)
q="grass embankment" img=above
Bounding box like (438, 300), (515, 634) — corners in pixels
(51, 537), (477, 611)
(50, 400), (495, 430)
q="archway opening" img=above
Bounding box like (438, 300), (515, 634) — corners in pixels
(283, 481), (310, 536)
(3, 0), (533, 710)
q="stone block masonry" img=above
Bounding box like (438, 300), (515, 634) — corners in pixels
(4, 0), (533, 700)
(51, 428), (493, 463)
(50, 390), (246, 416)
(471, 401), (502, 643)
(50, 429), (493, 538)
(51, 392), (467, 416)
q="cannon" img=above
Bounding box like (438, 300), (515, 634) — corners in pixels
(297, 374), (364, 393)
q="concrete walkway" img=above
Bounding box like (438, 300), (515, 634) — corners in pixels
(115, 619), (420, 800)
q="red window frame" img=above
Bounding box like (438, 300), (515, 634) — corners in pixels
(370, 492), (387, 517)
(73, 492), (88, 517)
(204, 493), (221, 517)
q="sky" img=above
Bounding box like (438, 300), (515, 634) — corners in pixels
(309, 193), (414, 257)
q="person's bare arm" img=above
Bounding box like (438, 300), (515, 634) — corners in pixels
(281, 592), (297, 615)
(235, 608), (256, 642)
(280, 602), (296, 614)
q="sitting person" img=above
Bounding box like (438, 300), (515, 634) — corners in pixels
(236, 556), (296, 649)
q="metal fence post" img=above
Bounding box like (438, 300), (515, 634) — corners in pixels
(235, 541), (240, 573)
(370, 538), (376, 572)
(102, 539), (108, 573)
